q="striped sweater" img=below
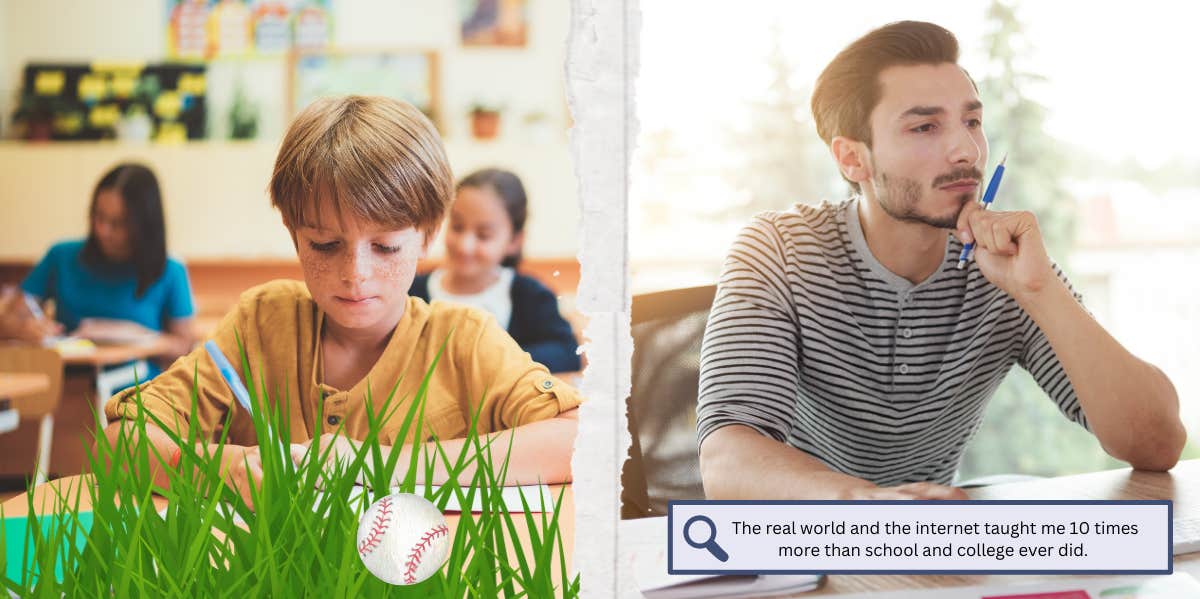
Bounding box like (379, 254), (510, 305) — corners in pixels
(696, 198), (1087, 486)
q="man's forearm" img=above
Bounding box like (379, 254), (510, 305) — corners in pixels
(699, 425), (876, 500)
(1018, 278), (1184, 469)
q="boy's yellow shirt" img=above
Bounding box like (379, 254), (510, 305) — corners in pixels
(104, 279), (582, 445)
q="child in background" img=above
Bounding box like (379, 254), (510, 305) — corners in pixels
(410, 169), (582, 373)
(102, 97), (581, 508)
(0, 163), (196, 376)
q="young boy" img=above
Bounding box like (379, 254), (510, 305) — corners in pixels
(102, 96), (581, 507)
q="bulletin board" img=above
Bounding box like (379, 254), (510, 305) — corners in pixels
(289, 49), (441, 130)
(14, 62), (207, 142)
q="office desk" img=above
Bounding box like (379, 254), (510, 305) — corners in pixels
(620, 460), (1200, 596)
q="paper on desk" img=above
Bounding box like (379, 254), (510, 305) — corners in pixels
(43, 336), (96, 357)
(149, 483), (556, 531)
(835, 571), (1200, 599)
(624, 516), (822, 598)
(344, 483), (557, 514)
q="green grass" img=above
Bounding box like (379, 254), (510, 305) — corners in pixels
(0, 339), (580, 598)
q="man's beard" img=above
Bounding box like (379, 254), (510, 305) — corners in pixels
(871, 163), (983, 229)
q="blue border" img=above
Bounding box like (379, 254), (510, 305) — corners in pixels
(666, 499), (1172, 575)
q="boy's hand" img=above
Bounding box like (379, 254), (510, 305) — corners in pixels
(292, 432), (364, 476)
(955, 203), (1056, 302)
(210, 444), (264, 510)
(844, 482), (969, 500)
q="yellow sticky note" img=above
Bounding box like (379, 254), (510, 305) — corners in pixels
(88, 104), (121, 129)
(111, 75), (137, 99)
(153, 91), (183, 120)
(34, 70), (66, 96)
(155, 121), (188, 144)
(77, 74), (107, 101)
(53, 112), (83, 135)
(178, 72), (207, 96)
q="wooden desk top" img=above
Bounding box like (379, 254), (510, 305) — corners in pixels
(620, 460), (1200, 596)
(0, 338), (169, 368)
(0, 372), (50, 399)
(61, 338), (170, 368)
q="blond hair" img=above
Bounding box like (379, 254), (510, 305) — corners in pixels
(270, 95), (452, 238)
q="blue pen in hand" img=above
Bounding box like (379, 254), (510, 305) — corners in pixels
(204, 340), (274, 446)
(204, 340), (254, 413)
(956, 153), (1008, 269)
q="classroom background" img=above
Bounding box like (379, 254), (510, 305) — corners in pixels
(0, 0), (582, 484)
(625, 0), (1200, 516)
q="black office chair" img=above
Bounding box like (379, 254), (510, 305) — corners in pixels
(622, 285), (715, 519)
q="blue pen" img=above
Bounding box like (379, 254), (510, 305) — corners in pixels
(204, 340), (255, 415)
(956, 153), (1008, 269)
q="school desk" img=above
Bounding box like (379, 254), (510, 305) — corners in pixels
(0, 372), (50, 401)
(0, 372), (51, 434)
(2, 475), (574, 589)
(0, 338), (171, 479)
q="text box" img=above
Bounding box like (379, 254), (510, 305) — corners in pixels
(667, 500), (1170, 575)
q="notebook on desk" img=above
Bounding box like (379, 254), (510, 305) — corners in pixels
(624, 516), (824, 598)
(1, 512), (94, 586)
(1174, 515), (1200, 554)
(343, 483), (557, 514)
(165, 483), (557, 526)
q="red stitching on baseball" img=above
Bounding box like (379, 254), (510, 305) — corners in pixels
(402, 524), (449, 584)
(357, 496), (394, 556)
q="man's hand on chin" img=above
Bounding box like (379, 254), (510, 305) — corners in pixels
(955, 201), (1056, 302)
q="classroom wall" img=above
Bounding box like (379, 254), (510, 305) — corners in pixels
(0, 0), (578, 261)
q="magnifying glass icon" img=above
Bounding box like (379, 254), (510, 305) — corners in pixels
(683, 515), (729, 562)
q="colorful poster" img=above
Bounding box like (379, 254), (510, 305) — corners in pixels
(165, 0), (332, 59)
(460, 0), (527, 47)
(168, 0), (212, 59)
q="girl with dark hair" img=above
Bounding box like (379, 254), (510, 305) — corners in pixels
(410, 168), (581, 373)
(1, 163), (196, 377)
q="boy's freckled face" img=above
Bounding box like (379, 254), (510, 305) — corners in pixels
(293, 208), (427, 333)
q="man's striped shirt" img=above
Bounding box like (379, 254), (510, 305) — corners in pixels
(696, 198), (1088, 486)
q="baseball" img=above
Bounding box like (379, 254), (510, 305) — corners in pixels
(356, 493), (451, 585)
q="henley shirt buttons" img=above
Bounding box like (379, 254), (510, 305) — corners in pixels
(541, 379), (554, 390)
(326, 415), (341, 426)
(903, 328), (913, 338)
(898, 364), (909, 375)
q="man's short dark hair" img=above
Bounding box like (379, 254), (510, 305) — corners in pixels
(811, 21), (965, 192)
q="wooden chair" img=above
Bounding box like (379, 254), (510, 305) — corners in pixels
(0, 346), (64, 485)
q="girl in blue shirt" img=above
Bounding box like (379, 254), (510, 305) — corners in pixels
(0, 163), (196, 376)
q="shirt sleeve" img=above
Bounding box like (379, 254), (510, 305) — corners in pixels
(459, 312), (582, 434)
(696, 214), (802, 448)
(163, 260), (196, 320)
(515, 279), (582, 373)
(1017, 261), (1090, 431)
(104, 296), (247, 441)
(20, 244), (58, 300)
